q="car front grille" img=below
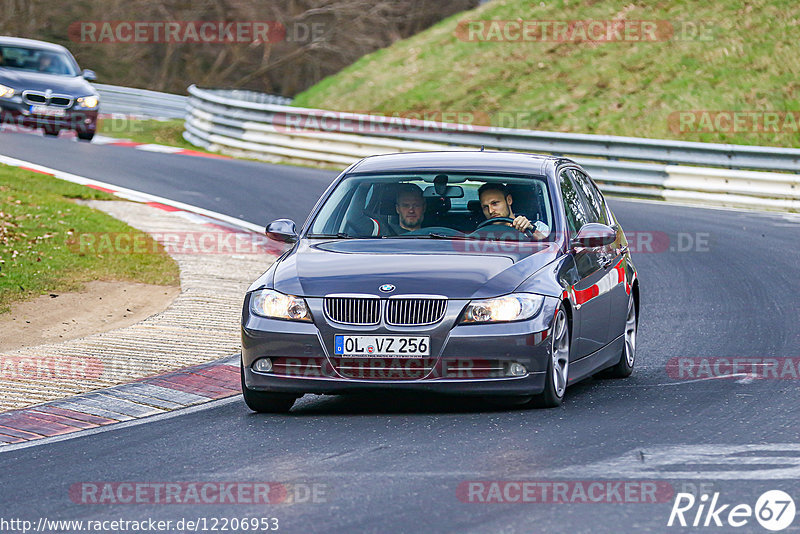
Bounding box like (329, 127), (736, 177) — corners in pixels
(22, 91), (73, 108)
(386, 298), (447, 326)
(324, 297), (381, 325)
(323, 296), (447, 326)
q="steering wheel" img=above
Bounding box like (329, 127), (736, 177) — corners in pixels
(474, 216), (534, 238)
(475, 216), (515, 230)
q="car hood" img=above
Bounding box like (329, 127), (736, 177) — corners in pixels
(272, 238), (560, 299)
(0, 68), (94, 95)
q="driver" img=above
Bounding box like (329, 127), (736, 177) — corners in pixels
(388, 183), (426, 234)
(478, 183), (549, 239)
(38, 54), (59, 74)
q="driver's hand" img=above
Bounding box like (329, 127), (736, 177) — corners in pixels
(512, 215), (533, 233)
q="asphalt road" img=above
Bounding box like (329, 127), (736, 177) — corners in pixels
(2, 131), (800, 533)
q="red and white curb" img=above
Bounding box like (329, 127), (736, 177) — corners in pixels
(0, 355), (241, 446)
(0, 156), (288, 445)
(92, 134), (232, 159)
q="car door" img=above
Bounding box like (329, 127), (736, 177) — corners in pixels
(569, 169), (629, 343)
(558, 168), (612, 359)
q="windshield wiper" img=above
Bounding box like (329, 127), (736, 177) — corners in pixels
(306, 232), (356, 239)
(385, 233), (468, 240)
(306, 232), (381, 239)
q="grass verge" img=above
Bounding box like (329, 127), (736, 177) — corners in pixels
(0, 164), (179, 313)
(294, 0), (800, 148)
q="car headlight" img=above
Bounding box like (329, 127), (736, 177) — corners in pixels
(76, 95), (99, 108)
(460, 293), (544, 324)
(0, 84), (15, 98)
(250, 289), (311, 322)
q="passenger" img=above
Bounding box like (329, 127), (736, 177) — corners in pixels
(388, 183), (426, 234)
(478, 183), (549, 239)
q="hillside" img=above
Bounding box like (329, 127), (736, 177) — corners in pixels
(294, 0), (800, 147)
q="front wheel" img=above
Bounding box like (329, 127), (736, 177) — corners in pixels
(77, 131), (94, 142)
(530, 305), (570, 408)
(240, 363), (297, 413)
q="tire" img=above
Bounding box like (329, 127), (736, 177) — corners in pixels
(43, 126), (59, 137)
(240, 363), (297, 413)
(77, 131), (94, 142)
(603, 292), (637, 378)
(530, 304), (570, 408)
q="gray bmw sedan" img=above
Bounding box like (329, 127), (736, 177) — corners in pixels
(241, 151), (639, 412)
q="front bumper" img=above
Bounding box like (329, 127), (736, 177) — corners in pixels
(0, 101), (98, 132)
(242, 295), (559, 397)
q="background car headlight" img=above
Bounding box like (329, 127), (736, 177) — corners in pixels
(0, 84), (15, 98)
(76, 95), (99, 108)
(250, 289), (311, 322)
(460, 293), (544, 324)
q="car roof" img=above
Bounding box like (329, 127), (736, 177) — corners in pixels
(348, 151), (567, 176)
(0, 36), (71, 53)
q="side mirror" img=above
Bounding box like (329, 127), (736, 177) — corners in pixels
(82, 69), (97, 81)
(265, 219), (298, 243)
(571, 223), (616, 248)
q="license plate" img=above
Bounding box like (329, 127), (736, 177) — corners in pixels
(30, 105), (66, 117)
(334, 335), (430, 357)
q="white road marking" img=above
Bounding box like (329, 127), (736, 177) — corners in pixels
(136, 144), (184, 153)
(551, 444), (800, 480)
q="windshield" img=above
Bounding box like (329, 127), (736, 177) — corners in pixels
(307, 172), (555, 241)
(0, 46), (80, 76)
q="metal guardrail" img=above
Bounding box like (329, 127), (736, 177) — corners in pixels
(93, 83), (188, 119)
(184, 85), (800, 212)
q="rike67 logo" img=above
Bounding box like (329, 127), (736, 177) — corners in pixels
(668, 490), (796, 531)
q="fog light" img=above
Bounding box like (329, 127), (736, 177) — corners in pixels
(508, 362), (527, 377)
(253, 358), (273, 373)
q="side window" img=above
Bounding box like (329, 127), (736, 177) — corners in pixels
(569, 169), (608, 225)
(558, 170), (589, 236)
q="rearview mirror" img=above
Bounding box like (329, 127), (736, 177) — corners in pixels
(423, 185), (463, 198)
(82, 69), (97, 81)
(266, 219), (298, 243)
(571, 223), (616, 248)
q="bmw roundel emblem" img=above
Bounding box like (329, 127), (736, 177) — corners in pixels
(379, 284), (395, 293)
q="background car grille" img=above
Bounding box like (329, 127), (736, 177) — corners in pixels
(324, 297), (380, 325)
(50, 96), (72, 107)
(24, 92), (46, 104)
(386, 298), (447, 326)
(22, 91), (73, 108)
